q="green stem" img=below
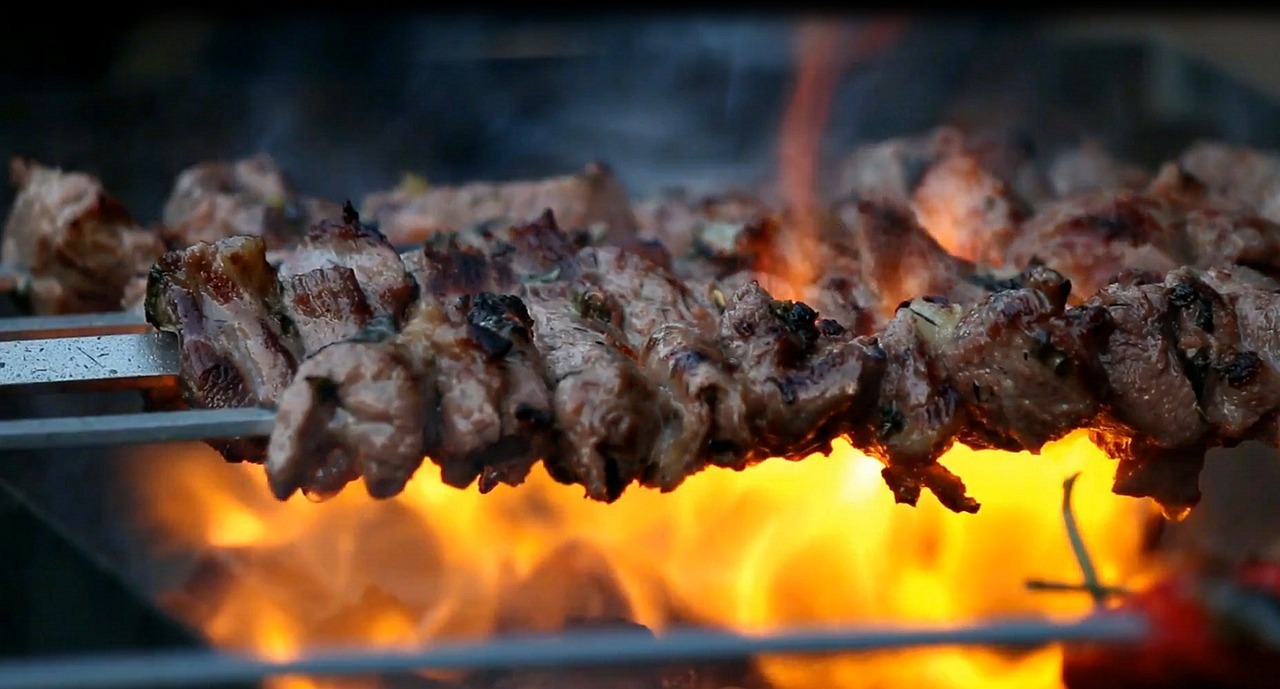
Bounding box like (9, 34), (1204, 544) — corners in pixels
(1062, 472), (1106, 608)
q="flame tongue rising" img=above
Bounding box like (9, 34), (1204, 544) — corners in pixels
(132, 431), (1156, 689)
(771, 18), (909, 299)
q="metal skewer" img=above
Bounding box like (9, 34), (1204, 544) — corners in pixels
(0, 332), (179, 392)
(0, 311), (149, 340)
(0, 615), (1148, 689)
(0, 407), (278, 449)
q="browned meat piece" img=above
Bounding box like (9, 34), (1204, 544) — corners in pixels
(267, 288), (555, 500)
(1178, 140), (1280, 218)
(1181, 207), (1280, 279)
(160, 153), (341, 250)
(946, 265), (1110, 452)
(1086, 275), (1209, 450)
(717, 281), (886, 463)
(528, 298), (666, 502)
(360, 163), (638, 245)
(527, 240), (725, 496)
(1005, 190), (1184, 299)
(640, 322), (751, 487)
(1200, 267), (1280, 440)
(145, 236), (299, 461)
(2, 158), (166, 314)
(275, 203), (418, 357)
(1162, 269), (1276, 439)
(834, 199), (986, 320)
(1047, 141), (1150, 198)
(795, 271), (880, 337)
(837, 126), (966, 200)
(567, 246), (717, 347)
(911, 153), (1027, 266)
(837, 127), (1040, 262)
(405, 293), (555, 493)
(266, 326), (434, 501)
(1084, 267), (1280, 515)
(632, 188), (773, 261)
(861, 297), (968, 508)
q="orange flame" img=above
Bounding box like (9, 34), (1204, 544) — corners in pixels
(131, 432), (1158, 689)
(773, 18), (908, 298)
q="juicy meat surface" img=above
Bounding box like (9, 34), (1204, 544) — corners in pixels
(2, 158), (166, 314)
(946, 269), (1109, 452)
(1005, 190), (1184, 300)
(145, 236), (299, 461)
(716, 281), (886, 463)
(267, 331), (432, 501)
(275, 203), (418, 357)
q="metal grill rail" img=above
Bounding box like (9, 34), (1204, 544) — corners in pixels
(0, 615), (1149, 689)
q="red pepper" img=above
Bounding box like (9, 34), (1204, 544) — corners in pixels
(1062, 563), (1280, 689)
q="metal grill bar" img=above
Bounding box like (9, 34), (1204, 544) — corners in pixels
(0, 332), (179, 393)
(0, 312), (149, 340)
(0, 615), (1148, 689)
(0, 407), (277, 449)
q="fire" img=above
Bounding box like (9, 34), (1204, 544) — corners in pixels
(130, 431), (1158, 689)
(772, 18), (907, 298)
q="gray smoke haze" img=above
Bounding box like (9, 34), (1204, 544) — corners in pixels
(0, 14), (1001, 219)
(5, 15), (1280, 223)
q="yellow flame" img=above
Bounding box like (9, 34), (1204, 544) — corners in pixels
(129, 429), (1156, 689)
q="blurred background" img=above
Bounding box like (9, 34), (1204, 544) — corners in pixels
(5, 14), (1280, 220)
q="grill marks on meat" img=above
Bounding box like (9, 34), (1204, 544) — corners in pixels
(529, 302), (664, 501)
(2, 158), (166, 314)
(145, 236), (298, 461)
(276, 203), (419, 357)
(410, 294), (554, 494)
(145, 207), (1280, 516)
(145, 209), (415, 466)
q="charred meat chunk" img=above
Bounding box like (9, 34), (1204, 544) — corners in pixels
(530, 300), (666, 503)
(1006, 190), (1184, 300)
(717, 281), (886, 463)
(862, 297), (969, 509)
(947, 266), (1110, 452)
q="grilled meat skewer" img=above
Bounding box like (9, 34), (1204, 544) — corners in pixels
(141, 200), (1280, 518)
